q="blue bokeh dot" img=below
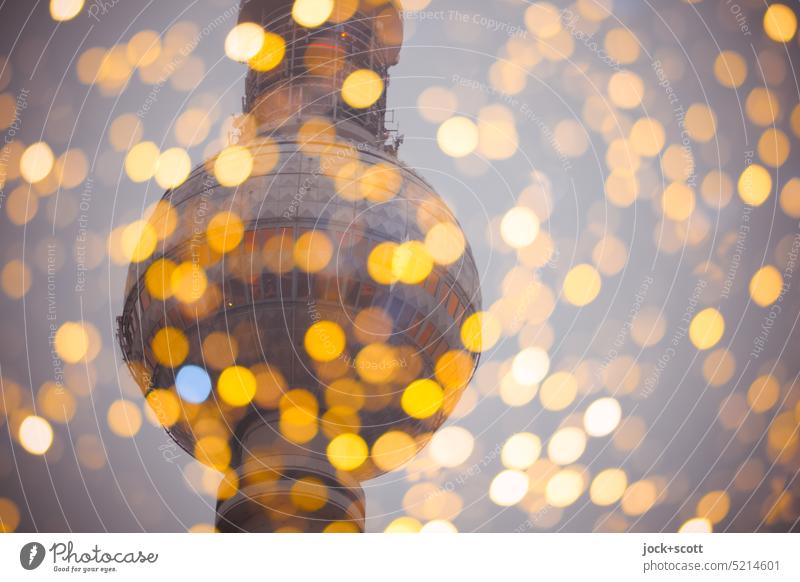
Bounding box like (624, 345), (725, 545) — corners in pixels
(176, 365), (212, 404)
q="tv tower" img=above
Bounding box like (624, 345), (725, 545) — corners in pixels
(118, 0), (482, 532)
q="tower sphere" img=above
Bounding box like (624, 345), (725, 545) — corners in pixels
(118, 0), (482, 532)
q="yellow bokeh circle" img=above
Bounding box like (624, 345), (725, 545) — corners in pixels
(327, 432), (368, 471)
(749, 265), (783, 307)
(562, 264), (602, 306)
(392, 241), (433, 285)
(401, 379), (444, 419)
(689, 308), (725, 351)
(218, 366), (257, 407)
(305, 320), (346, 362)
(206, 211), (245, 254)
(763, 4), (797, 43)
(342, 69), (384, 109)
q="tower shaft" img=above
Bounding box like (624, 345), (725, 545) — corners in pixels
(238, 0), (403, 147)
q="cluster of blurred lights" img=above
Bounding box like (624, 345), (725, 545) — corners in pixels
(0, 0), (799, 534)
